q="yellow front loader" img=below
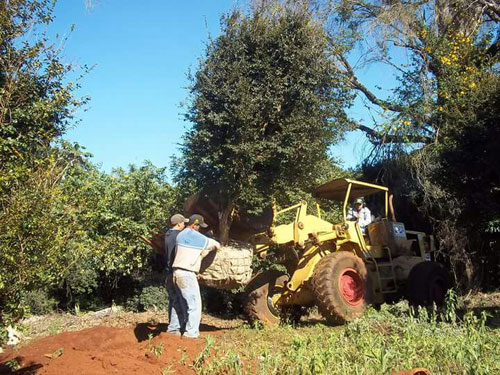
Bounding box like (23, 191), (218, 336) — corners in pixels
(245, 178), (449, 325)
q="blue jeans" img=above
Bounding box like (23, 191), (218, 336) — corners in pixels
(165, 273), (184, 334)
(173, 269), (201, 338)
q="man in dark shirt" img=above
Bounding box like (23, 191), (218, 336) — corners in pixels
(164, 213), (188, 335)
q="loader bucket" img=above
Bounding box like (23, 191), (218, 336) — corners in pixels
(139, 233), (165, 254)
(184, 190), (273, 242)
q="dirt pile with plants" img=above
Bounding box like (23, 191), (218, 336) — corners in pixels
(0, 326), (208, 375)
(0, 311), (241, 375)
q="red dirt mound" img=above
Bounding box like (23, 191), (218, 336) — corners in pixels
(0, 323), (224, 375)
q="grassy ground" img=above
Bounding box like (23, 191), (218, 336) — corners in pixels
(197, 301), (500, 375)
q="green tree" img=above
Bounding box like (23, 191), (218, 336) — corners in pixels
(0, 0), (86, 190)
(0, 0), (87, 322)
(59, 161), (179, 305)
(0, 142), (94, 319)
(88, 162), (177, 278)
(177, 2), (353, 244)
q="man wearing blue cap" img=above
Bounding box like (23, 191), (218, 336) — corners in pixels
(173, 214), (221, 338)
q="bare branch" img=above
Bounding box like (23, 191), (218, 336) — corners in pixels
(353, 122), (433, 145)
(477, 0), (500, 21)
(337, 53), (408, 112)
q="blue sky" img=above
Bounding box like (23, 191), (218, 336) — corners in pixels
(52, 0), (395, 174)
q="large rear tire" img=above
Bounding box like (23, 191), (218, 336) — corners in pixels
(406, 261), (450, 306)
(312, 251), (368, 324)
(244, 270), (288, 326)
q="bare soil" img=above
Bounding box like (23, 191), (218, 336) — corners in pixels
(0, 310), (244, 375)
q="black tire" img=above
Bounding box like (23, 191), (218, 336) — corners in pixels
(405, 261), (450, 307)
(244, 270), (288, 326)
(312, 251), (368, 324)
(281, 305), (309, 325)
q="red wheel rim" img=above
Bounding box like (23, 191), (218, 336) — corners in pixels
(339, 268), (364, 306)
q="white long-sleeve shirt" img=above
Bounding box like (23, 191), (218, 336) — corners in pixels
(347, 206), (372, 231)
(357, 207), (372, 229)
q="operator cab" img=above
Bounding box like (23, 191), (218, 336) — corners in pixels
(313, 178), (415, 258)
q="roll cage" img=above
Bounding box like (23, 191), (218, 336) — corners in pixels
(313, 178), (389, 221)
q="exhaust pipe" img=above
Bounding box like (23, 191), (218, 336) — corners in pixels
(389, 194), (397, 222)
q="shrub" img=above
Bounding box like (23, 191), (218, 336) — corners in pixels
(202, 287), (244, 317)
(64, 256), (100, 298)
(125, 285), (169, 312)
(22, 290), (58, 316)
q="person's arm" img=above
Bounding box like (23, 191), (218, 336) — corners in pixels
(206, 238), (221, 251)
(165, 231), (179, 270)
(347, 207), (357, 220)
(199, 237), (221, 259)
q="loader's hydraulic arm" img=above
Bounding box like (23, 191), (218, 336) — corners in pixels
(254, 201), (335, 258)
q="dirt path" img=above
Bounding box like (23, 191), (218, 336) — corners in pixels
(0, 312), (243, 375)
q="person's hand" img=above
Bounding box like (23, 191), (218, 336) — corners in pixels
(353, 212), (360, 219)
(209, 239), (221, 251)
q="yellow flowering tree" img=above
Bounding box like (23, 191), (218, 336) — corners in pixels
(320, 0), (499, 152)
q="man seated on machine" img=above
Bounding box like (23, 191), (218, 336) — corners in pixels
(347, 198), (372, 234)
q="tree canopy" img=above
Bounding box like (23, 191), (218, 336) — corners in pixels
(177, 2), (353, 243)
(0, 0), (86, 184)
(319, 0), (500, 154)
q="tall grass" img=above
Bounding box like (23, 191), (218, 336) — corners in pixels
(197, 299), (500, 375)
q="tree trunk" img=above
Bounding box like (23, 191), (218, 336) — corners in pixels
(218, 201), (235, 246)
(463, 256), (477, 290)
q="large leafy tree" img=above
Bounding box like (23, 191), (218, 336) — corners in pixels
(177, 2), (353, 244)
(0, 143), (91, 320)
(0, 0), (85, 320)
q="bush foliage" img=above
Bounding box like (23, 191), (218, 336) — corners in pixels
(21, 290), (58, 316)
(125, 285), (170, 313)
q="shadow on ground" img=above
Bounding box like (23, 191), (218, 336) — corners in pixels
(0, 357), (42, 375)
(133, 322), (231, 342)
